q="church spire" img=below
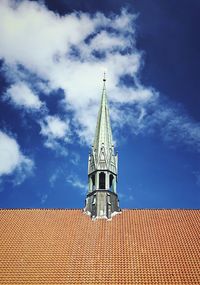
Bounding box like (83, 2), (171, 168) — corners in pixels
(93, 73), (114, 162)
(84, 75), (120, 220)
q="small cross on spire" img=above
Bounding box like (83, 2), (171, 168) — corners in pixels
(103, 72), (106, 82)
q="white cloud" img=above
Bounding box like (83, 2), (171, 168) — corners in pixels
(39, 115), (70, 153)
(5, 81), (42, 109)
(0, 0), (199, 154)
(0, 0), (95, 70)
(0, 1), (145, 143)
(88, 31), (128, 52)
(40, 115), (69, 139)
(0, 131), (34, 181)
(113, 8), (136, 31)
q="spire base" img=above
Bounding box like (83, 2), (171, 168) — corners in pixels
(84, 190), (121, 220)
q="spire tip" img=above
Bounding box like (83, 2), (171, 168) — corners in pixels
(103, 72), (106, 82)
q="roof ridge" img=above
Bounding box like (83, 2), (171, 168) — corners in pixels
(0, 208), (82, 211)
(0, 208), (199, 211)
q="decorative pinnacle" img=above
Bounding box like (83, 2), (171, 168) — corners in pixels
(103, 72), (106, 82)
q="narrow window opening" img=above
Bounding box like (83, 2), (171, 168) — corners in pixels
(91, 174), (95, 191)
(99, 172), (106, 189)
(109, 174), (114, 191)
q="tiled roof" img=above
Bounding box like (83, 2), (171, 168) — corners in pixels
(0, 209), (199, 284)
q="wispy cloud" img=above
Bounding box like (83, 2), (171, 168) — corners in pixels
(66, 174), (87, 194)
(193, 171), (200, 188)
(110, 91), (200, 153)
(118, 186), (135, 203)
(70, 152), (80, 165)
(40, 194), (48, 204)
(133, 99), (200, 152)
(49, 169), (63, 188)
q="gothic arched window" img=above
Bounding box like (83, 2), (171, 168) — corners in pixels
(99, 172), (106, 189)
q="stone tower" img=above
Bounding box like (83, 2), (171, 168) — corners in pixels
(84, 75), (120, 219)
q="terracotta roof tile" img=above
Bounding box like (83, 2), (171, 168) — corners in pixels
(0, 209), (199, 284)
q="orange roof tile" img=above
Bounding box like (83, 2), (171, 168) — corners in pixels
(0, 209), (199, 284)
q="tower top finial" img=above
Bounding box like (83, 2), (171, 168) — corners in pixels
(103, 72), (106, 82)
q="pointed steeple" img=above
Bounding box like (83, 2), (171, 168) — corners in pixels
(93, 73), (114, 162)
(84, 75), (120, 220)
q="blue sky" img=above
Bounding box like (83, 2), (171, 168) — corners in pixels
(0, 0), (199, 209)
